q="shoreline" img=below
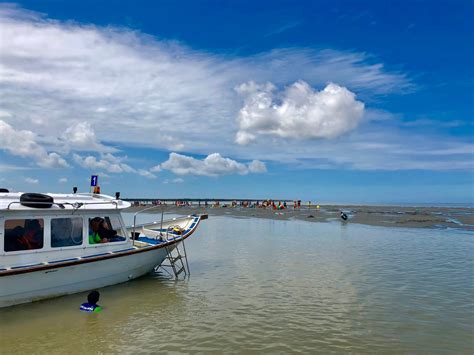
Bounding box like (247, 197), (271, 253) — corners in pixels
(126, 205), (474, 231)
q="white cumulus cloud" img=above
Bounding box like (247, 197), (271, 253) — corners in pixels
(73, 153), (135, 174)
(159, 152), (267, 176)
(150, 165), (162, 173)
(138, 169), (156, 179)
(0, 120), (68, 168)
(72, 153), (158, 177)
(62, 122), (115, 153)
(248, 160), (268, 173)
(235, 81), (365, 144)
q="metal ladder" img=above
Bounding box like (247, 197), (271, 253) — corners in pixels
(157, 238), (190, 279)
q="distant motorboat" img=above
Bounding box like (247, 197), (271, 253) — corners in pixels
(0, 191), (206, 308)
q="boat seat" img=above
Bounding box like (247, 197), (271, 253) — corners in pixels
(140, 227), (165, 241)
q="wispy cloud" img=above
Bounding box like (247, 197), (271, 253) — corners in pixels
(24, 177), (39, 184)
(138, 169), (156, 179)
(264, 20), (302, 37)
(163, 177), (184, 184)
(0, 4), (469, 174)
(0, 163), (32, 171)
(242, 127), (474, 171)
(0, 5), (409, 159)
(158, 153), (267, 177)
(399, 118), (468, 128)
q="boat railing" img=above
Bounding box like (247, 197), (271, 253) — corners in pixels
(6, 200), (119, 211)
(131, 205), (167, 246)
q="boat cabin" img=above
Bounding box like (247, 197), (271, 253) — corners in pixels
(0, 192), (132, 268)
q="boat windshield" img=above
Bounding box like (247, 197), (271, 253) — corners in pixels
(88, 214), (127, 244)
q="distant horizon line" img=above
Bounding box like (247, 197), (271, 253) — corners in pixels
(122, 198), (473, 208)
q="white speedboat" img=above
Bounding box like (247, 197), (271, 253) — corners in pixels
(0, 190), (206, 308)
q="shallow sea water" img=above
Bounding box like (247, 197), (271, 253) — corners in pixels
(0, 215), (473, 353)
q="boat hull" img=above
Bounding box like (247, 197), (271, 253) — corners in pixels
(0, 246), (171, 308)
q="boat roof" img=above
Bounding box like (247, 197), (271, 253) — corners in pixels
(0, 192), (131, 211)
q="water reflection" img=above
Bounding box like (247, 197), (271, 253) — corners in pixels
(1, 215), (473, 353)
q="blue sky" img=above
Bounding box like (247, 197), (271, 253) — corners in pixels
(0, 1), (472, 204)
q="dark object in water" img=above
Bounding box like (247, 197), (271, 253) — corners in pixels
(20, 193), (54, 208)
(340, 212), (348, 221)
(307, 215), (315, 218)
(0, 188), (9, 193)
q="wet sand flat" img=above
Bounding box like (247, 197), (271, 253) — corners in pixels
(127, 205), (474, 231)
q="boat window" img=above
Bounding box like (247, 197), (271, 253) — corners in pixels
(107, 215), (126, 239)
(51, 217), (83, 247)
(88, 215), (126, 244)
(4, 219), (44, 252)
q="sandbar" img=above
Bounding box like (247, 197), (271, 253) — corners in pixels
(126, 204), (474, 231)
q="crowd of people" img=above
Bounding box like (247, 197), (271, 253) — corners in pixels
(212, 199), (303, 210)
(132, 199), (313, 210)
